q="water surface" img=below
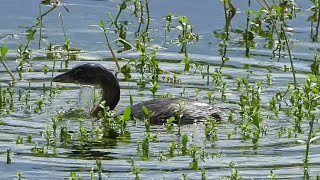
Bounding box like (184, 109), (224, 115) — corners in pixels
(0, 0), (319, 179)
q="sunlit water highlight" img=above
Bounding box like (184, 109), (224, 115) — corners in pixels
(1, 0), (320, 179)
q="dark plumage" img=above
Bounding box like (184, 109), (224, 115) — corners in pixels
(53, 63), (221, 124)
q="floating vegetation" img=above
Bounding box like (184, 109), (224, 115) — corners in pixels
(1, 0), (320, 179)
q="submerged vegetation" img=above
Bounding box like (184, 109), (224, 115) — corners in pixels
(1, 0), (320, 179)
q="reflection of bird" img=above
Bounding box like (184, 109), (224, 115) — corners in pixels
(53, 63), (221, 124)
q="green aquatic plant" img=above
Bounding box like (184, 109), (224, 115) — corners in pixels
(201, 168), (207, 180)
(120, 64), (132, 81)
(60, 125), (71, 146)
(220, 81), (227, 101)
(90, 167), (94, 180)
(25, 81), (31, 108)
(38, 0), (69, 49)
(15, 27), (36, 80)
(16, 136), (23, 144)
(177, 16), (199, 72)
(181, 134), (188, 156)
(51, 112), (62, 137)
(164, 13), (173, 47)
(165, 116), (175, 133)
(244, 0), (253, 57)
(176, 99), (184, 129)
(205, 117), (219, 141)
(0, 84), (13, 115)
(269, 96), (280, 119)
(164, 73), (181, 84)
(99, 20), (120, 71)
(129, 158), (141, 180)
(34, 98), (45, 113)
(27, 134), (33, 143)
(181, 173), (187, 180)
(189, 144), (199, 170)
(116, 106), (131, 135)
(5, 0), (320, 179)
(49, 58), (59, 97)
(45, 126), (51, 145)
(107, 0), (131, 41)
(219, 0), (235, 70)
(227, 162), (242, 180)
(207, 90), (214, 104)
(78, 119), (89, 143)
(237, 77), (265, 143)
(308, 0), (320, 41)
(8, 86), (14, 112)
(31, 142), (45, 157)
(295, 73), (320, 178)
(134, 31), (162, 84)
(69, 172), (82, 180)
(141, 132), (150, 159)
(133, 0), (151, 35)
(38, 3), (43, 49)
(59, 12), (80, 63)
(168, 142), (177, 158)
(96, 159), (103, 179)
(257, 0), (297, 88)
(157, 150), (167, 162)
(212, 68), (225, 88)
(6, 149), (11, 164)
(16, 172), (23, 180)
(21, 27), (36, 58)
(0, 85), (2, 111)
(194, 89), (201, 99)
(266, 72), (272, 86)
(0, 46), (15, 81)
(149, 81), (159, 98)
(142, 106), (151, 132)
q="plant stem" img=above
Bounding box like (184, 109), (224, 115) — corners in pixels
(280, 23), (297, 88)
(144, 0), (150, 32)
(315, 0), (320, 41)
(101, 21), (120, 71)
(303, 115), (314, 179)
(59, 13), (67, 41)
(38, 3), (43, 49)
(49, 59), (56, 97)
(0, 60), (15, 81)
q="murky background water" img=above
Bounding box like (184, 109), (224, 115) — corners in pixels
(1, 0), (320, 179)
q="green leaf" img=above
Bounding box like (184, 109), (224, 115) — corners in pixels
(123, 107), (131, 121)
(99, 20), (105, 29)
(1, 46), (8, 59)
(178, 16), (188, 25)
(41, 0), (51, 5)
(182, 134), (188, 150)
(43, 65), (49, 74)
(166, 13), (173, 22)
(166, 117), (175, 125)
(120, 64), (131, 81)
(312, 87), (319, 93)
(142, 106), (149, 116)
(117, 37), (134, 52)
(183, 56), (190, 72)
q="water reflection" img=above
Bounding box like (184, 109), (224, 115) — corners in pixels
(0, 0), (320, 179)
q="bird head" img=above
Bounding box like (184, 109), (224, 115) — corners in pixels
(52, 63), (114, 86)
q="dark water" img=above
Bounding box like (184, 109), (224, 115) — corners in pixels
(1, 0), (320, 179)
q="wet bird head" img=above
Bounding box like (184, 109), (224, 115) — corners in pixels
(52, 63), (115, 86)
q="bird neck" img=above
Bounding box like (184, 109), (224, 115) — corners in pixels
(91, 75), (120, 117)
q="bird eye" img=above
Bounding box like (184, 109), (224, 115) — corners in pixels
(74, 69), (83, 77)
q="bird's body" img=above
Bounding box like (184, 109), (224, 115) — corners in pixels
(125, 97), (221, 124)
(53, 63), (221, 124)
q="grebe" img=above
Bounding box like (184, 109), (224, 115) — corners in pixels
(53, 63), (221, 124)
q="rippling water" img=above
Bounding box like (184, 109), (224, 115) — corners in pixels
(1, 0), (320, 179)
